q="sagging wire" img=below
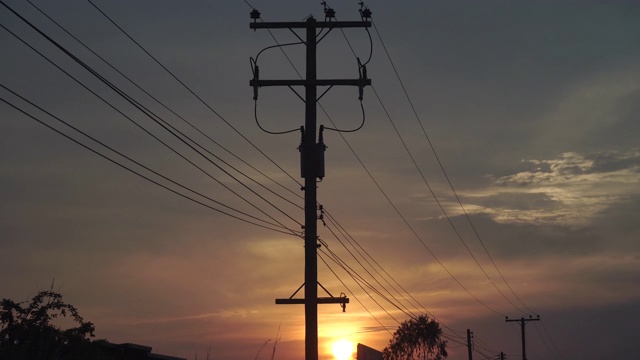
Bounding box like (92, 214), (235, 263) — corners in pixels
(250, 11), (305, 135)
(251, 41), (304, 67)
(253, 99), (303, 135)
(323, 99), (366, 133)
(321, 1), (371, 133)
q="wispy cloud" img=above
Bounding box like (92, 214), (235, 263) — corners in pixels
(457, 150), (640, 227)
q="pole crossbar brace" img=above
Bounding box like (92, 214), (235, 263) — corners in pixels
(276, 282), (349, 305)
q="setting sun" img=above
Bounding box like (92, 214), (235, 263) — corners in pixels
(331, 339), (354, 360)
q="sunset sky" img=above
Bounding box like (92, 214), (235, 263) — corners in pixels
(1, 1), (639, 359)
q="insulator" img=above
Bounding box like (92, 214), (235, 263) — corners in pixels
(252, 65), (259, 100)
(360, 8), (372, 19)
(325, 7), (336, 19)
(250, 9), (261, 20)
(316, 141), (326, 180)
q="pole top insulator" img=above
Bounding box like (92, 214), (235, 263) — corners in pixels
(359, 2), (372, 19)
(322, 2), (336, 19)
(250, 9), (261, 20)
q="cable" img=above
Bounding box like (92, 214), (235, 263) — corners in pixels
(370, 83), (526, 315)
(474, 335), (499, 356)
(243, 0), (509, 320)
(86, 0), (303, 189)
(328, 114), (506, 316)
(539, 322), (564, 359)
(322, 214), (418, 318)
(0, 29), (302, 238)
(25, 0), (304, 209)
(253, 41), (305, 65)
(321, 223), (417, 320)
(322, 99), (365, 133)
(307, 9), (510, 317)
(317, 252), (393, 336)
(0, 93), (298, 237)
(0, 4), (304, 233)
(338, 10), (529, 316)
(0, 83), (292, 234)
(371, 16), (535, 315)
(321, 225), (469, 344)
(319, 247), (401, 325)
(323, 209), (467, 338)
(532, 322), (562, 360)
(253, 100), (302, 135)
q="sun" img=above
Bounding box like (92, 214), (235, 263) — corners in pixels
(331, 339), (354, 360)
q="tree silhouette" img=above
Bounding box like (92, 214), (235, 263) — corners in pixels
(383, 315), (448, 360)
(0, 288), (102, 360)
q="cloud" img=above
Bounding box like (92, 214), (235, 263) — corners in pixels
(454, 150), (640, 227)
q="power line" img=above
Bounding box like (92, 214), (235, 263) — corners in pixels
(532, 322), (562, 360)
(25, 0), (304, 210)
(317, 251), (393, 336)
(319, 212), (420, 319)
(0, 21), (300, 234)
(319, 246), (401, 325)
(317, 7), (513, 317)
(370, 82), (526, 315)
(86, 0), (303, 189)
(538, 321), (564, 359)
(337, 9), (528, 315)
(320, 223), (417, 321)
(0, 4), (303, 233)
(370, 15), (536, 315)
(0, 90), (297, 236)
(323, 209), (467, 338)
(243, 0), (509, 321)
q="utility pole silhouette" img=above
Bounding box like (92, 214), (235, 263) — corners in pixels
(249, 4), (371, 360)
(505, 315), (540, 360)
(467, 329), (473, 360)
(500, 351), (506, 360)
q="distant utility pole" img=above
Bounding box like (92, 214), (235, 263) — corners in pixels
(505, 315), (540, 360)
(500, 351), (506, 360)
(467, 329), (473, 360)
(249, 4), (372, 360)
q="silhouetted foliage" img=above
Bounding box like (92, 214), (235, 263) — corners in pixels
(383, 315), (447, 360)
(0, 289), (105, 360)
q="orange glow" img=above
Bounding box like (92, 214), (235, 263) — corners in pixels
(331, 339), (354, 360)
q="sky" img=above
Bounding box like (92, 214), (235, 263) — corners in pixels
(1, 1), (640, 359)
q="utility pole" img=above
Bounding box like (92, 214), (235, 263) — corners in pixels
(505, 315), (540, 360)
(249, 5), (371, 360)
(467, 329), (473, 360)
(500, 351), (505, 360)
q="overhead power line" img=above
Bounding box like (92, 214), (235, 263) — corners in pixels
(0, 88), (297, 236)
(25, 0), (304, 210)
(370, 15), (536, 315)
(0, 2), (303, 233)
(242, 0), (509, 323)
(86, 0), (303, 189)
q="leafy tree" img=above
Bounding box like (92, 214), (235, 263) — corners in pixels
(383, 315), (448, 360)
(0, 289), (102, 360)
